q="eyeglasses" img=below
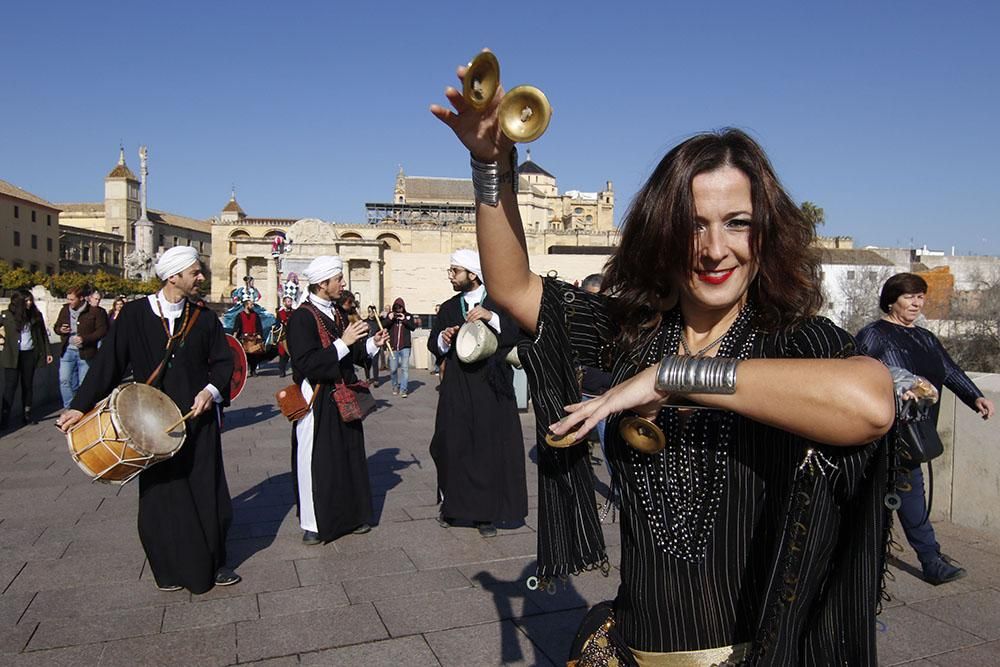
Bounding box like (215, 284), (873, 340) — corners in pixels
(446, 268), (467, 276)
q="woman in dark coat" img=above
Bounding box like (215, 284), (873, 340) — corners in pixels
(857, 272), (994, 585)
(1, 290), (53, 428)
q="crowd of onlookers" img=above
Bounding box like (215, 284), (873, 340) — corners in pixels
(0, 285), (126, 431)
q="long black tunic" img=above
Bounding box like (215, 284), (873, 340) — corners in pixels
(71, 298), (234, 594)
(427, 293), (527, 524)
(286, 302), (373, 541)
(520, 278), (892, 665)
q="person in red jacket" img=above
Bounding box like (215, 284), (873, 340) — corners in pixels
(276, 296), (295, 377)
(382, 297), (418, 397)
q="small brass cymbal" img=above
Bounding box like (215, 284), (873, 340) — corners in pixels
(498, 85), (552, 143)
(619, 416), (666, 454)
(545, 430), (582, 448)
(463, 51), (500, 112)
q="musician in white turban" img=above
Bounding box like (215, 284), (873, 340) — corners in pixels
(427, 249), (527, 538)
(58, 245), (241, 593)
(286, 255), (389, 545)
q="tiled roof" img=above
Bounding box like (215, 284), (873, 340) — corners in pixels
(404, 177), (474, 204)
(148, 209), (211, 234)
(56, 202), (105, 214)
(0, 178), (60, 211)
(222, 198), (245, 213)
(107, 163), (136, 180)
(817, 248), (895, 266)
(518, 159), (554, 179)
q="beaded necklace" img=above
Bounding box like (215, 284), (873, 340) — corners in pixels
(625, 301), (758, 562)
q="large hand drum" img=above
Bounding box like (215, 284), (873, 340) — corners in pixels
(455, 320), (498, 364)
(67, 383), (186, 484)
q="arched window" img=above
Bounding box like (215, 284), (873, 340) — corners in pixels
(376, 233), (402, 252)
(229, 229), (250, 254)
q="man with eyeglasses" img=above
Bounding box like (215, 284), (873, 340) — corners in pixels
(428, 249), (527, 538)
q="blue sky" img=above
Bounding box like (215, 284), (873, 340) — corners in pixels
(2, 1), (998, 254)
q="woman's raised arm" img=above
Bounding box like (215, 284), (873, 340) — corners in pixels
(430, 53), (543, 333)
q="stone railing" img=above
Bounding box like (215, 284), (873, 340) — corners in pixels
(931, 373), (1000, 535)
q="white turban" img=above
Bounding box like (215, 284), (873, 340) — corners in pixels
(450, 249), (482, 281)
(302, 256), (344, 285)
(155, 246), (200, 280)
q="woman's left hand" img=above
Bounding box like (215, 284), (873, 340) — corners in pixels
(549, 364), (666, 440)
(975, 397), (994, 420)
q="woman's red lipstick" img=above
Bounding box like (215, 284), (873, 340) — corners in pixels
(697, 269), (735, 284)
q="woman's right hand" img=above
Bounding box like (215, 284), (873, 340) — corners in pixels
(430, 50), (515, 163)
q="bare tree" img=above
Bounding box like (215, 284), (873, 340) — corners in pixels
(836, 266), (894, 335)
(941, 268), (1000, 372)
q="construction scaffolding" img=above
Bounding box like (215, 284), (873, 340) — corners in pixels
(364, 201), (476, 226)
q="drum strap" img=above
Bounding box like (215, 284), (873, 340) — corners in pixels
(146, 306), (203, 388)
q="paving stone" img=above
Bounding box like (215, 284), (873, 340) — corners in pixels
(257, 582), (350, 617)
(235, 603), (387, 662)
(28, 606), (163, 651)
(0, 561), (27, 593)
(6, 552), (143, 594)
(239, 657), (301, 667)
(425, 619), (555, 667)
(0, 622), (36, 655)
(174, 559), (298, 601)
(293, 547), (415, 586)
(99, 623), (237, 666)
(876, 604), (982, 665)
(513, 608), (588, 665)
(301, 635), (440, 665)
(911, 588), (1000, 641)
(2, 644), (101, 666)
(161, 594), (259, 632)
(21, 581), (189, 623)
(402, 536), (506, 571)
(374, 586), (543, 637)
(927, 640), (1000, 665)
(343, 567), (472, 604)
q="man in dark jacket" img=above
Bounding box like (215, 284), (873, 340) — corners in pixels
(382, 297), (418, 397)
(54, 286), (108, 408)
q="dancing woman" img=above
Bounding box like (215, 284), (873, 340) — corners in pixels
(432, 67), (896, 665)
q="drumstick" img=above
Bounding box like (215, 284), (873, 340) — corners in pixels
(368, 306), (394, 355)
(164, 408), (197, 434)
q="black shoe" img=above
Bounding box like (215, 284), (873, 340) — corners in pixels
(352, 523), (372, 535)
(302, 530), (322, 545)
(921, 554), (966, 585)
(23, 409), (37, 425)
(156, 582), (183, 592)
(214, 568), (241, 587)
(476, 522), (498, 538)
(437, 513), (451, 528)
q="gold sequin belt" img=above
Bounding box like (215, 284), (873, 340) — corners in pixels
(630, 642), (749, 667)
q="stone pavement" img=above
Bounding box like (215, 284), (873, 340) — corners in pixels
(1, 363), (999, 666)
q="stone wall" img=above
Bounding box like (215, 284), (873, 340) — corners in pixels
(931, 373), (1000, 536)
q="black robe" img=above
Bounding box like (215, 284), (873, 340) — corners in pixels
(286, 302), (373, 541)
(71, 298), (234, 594)
(427, 293), (527, 523)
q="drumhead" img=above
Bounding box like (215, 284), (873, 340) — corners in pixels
(456, 320), (497, 363)
(111, 383), (185, 455)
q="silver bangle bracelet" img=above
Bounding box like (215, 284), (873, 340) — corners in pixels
(470, 146), (518, 206)
(655, 355), (739, 395)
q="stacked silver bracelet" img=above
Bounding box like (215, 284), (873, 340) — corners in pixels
(655, 355), (739, 395)
(470, 146), (518, 206)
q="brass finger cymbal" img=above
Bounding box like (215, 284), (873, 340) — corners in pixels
(499, 85), (552, 143)
(545, 430), (582, 448)
(463, 51), (500, 112)
(619, 416), (666, 454)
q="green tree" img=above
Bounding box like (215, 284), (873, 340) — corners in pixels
(801, 201), (825, 229)
(1, 267), (36, 291)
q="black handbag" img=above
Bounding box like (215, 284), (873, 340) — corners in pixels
(899, 402), (944, 463)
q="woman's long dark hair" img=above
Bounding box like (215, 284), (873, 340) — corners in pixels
(604, 128), (822, 347)
(8, 290), (42, 330)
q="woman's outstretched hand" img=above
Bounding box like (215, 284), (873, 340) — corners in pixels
(429, 50), (514, 163)
(549, 364), (667, 442)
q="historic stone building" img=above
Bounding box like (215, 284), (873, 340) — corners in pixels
(57, 148), (212, 272)
(0, 178), (61, 275)
(211, 155), (618, 311)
